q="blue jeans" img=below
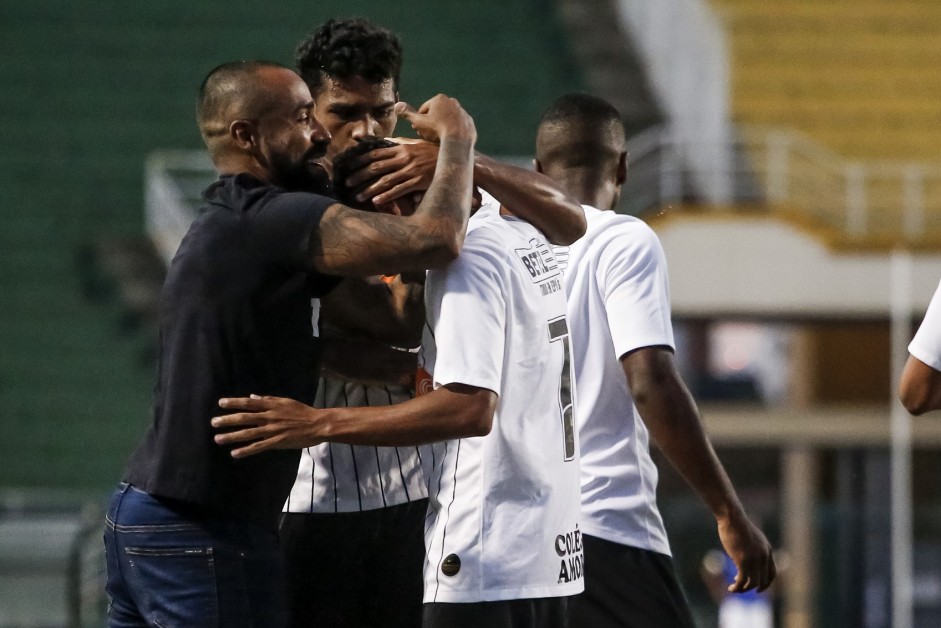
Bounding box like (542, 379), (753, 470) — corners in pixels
(103, 483), (287, 627)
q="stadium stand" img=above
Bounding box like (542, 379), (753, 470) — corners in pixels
(711, 0), (941, 163)
(707, 0), (941, 242)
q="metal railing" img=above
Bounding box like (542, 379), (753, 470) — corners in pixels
(620, 124), (941, 242)
(144, 150), (215, 266)
(0, 491), (104, 628)
(144, 128), (941, 260)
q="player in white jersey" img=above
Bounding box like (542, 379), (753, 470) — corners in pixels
(900, 277), (941, 414)
(418, 191), (582, 612)
(211, 185), (585, 628)
(534, 93), (775, 627)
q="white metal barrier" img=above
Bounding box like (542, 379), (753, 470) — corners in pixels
(144, 129), (941, 265)
(621, 124), (941, 241)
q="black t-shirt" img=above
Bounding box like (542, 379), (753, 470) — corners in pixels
(124, 173), (338, 529)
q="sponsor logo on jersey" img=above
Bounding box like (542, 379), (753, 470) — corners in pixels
(515, 239), (561, 297)
(555, 524), (584, 584)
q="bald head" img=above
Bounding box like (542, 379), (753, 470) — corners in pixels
(535, 93), (627, 209)
(197, 61), (299, 148)
(194, 60), (330, 191)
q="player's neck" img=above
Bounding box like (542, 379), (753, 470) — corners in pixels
(558, 173), (618, 211)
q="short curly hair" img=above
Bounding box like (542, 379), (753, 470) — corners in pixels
(296, 18), (403, 93)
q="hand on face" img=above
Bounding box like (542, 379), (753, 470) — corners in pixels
(339, 138), (439, 207)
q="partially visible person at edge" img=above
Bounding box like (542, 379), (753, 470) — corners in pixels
(534, 92), (776, 628)
(900, 277), (941, 414)
(102, 60), (478, 628)
(279, 17), (586, 628)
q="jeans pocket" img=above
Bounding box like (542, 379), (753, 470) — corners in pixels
(125, 546), (219, 627)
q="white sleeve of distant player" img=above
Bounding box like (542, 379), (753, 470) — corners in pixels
(424, 244), (506, 394)
(602, 225), (675, 358)
(909, 279), (941, 371)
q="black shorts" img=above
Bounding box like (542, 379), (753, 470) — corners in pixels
(570, 534), (696, 628)
(423, 596), (572, 628)
(279, 499), (427, 628)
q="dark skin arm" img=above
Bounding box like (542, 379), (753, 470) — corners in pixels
(623, 346), (776, 593)
(212, 384), (496, 457)
(343, 140), (587, 245)
(899, 355), (941, 415)
(310, 96), (476, 276)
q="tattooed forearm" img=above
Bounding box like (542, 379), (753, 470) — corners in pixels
(310, 136), (475, 276)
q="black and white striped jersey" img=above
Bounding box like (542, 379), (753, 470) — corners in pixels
(283, 374), (427, 513)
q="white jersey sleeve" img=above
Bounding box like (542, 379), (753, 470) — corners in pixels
(423, 243), (505, 394)
(910, 278), (941, 371)
(600, 221), (675, 357)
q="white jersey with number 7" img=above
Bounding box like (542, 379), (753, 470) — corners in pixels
(417, 197), (584, 604)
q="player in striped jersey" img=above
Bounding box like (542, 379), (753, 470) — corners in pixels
(281, 22), (428, 628)
(278, 18), (586, 628)
(534, 93), (775, 627)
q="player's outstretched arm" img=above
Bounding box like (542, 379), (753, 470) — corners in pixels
(212, 384), (496, 458)
(899, 355), (941, 415)
(309, 95), (476, 276)
(342, 142), (586, 246)
(622, 346), (776, 593)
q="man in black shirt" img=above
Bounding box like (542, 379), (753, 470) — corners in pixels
(102, 60), (477, 628)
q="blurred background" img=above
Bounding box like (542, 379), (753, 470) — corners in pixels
(3, 0), (941, 626)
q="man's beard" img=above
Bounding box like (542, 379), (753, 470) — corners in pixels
(272, 147), (332, 195)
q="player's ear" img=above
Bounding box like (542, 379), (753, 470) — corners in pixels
(616, 152), (627, 185)
(230, 120), (258, 150)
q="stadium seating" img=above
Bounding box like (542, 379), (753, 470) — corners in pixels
(0, 1), (583, 493)
(706, 0), (941, 244)
(711, 0), (941, 162)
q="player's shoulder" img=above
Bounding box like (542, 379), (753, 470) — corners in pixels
(468, 210), (542, 249)
(581, 206), (660, 251)
(461, 213), (552, 277)
(585, 205), (653, 233)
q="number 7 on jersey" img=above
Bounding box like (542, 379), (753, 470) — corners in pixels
(548, 316), (576, 461)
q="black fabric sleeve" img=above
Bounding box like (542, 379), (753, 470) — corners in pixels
(246, 190), (337, 271)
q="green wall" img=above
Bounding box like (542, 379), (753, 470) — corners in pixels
(0, 0), (583, 491)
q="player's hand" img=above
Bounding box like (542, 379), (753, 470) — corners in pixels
(717, 512), (776, 593)
(396, 95), (476, 145)
(212, 395), (325, 458)
(343, 138), (439, 206)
